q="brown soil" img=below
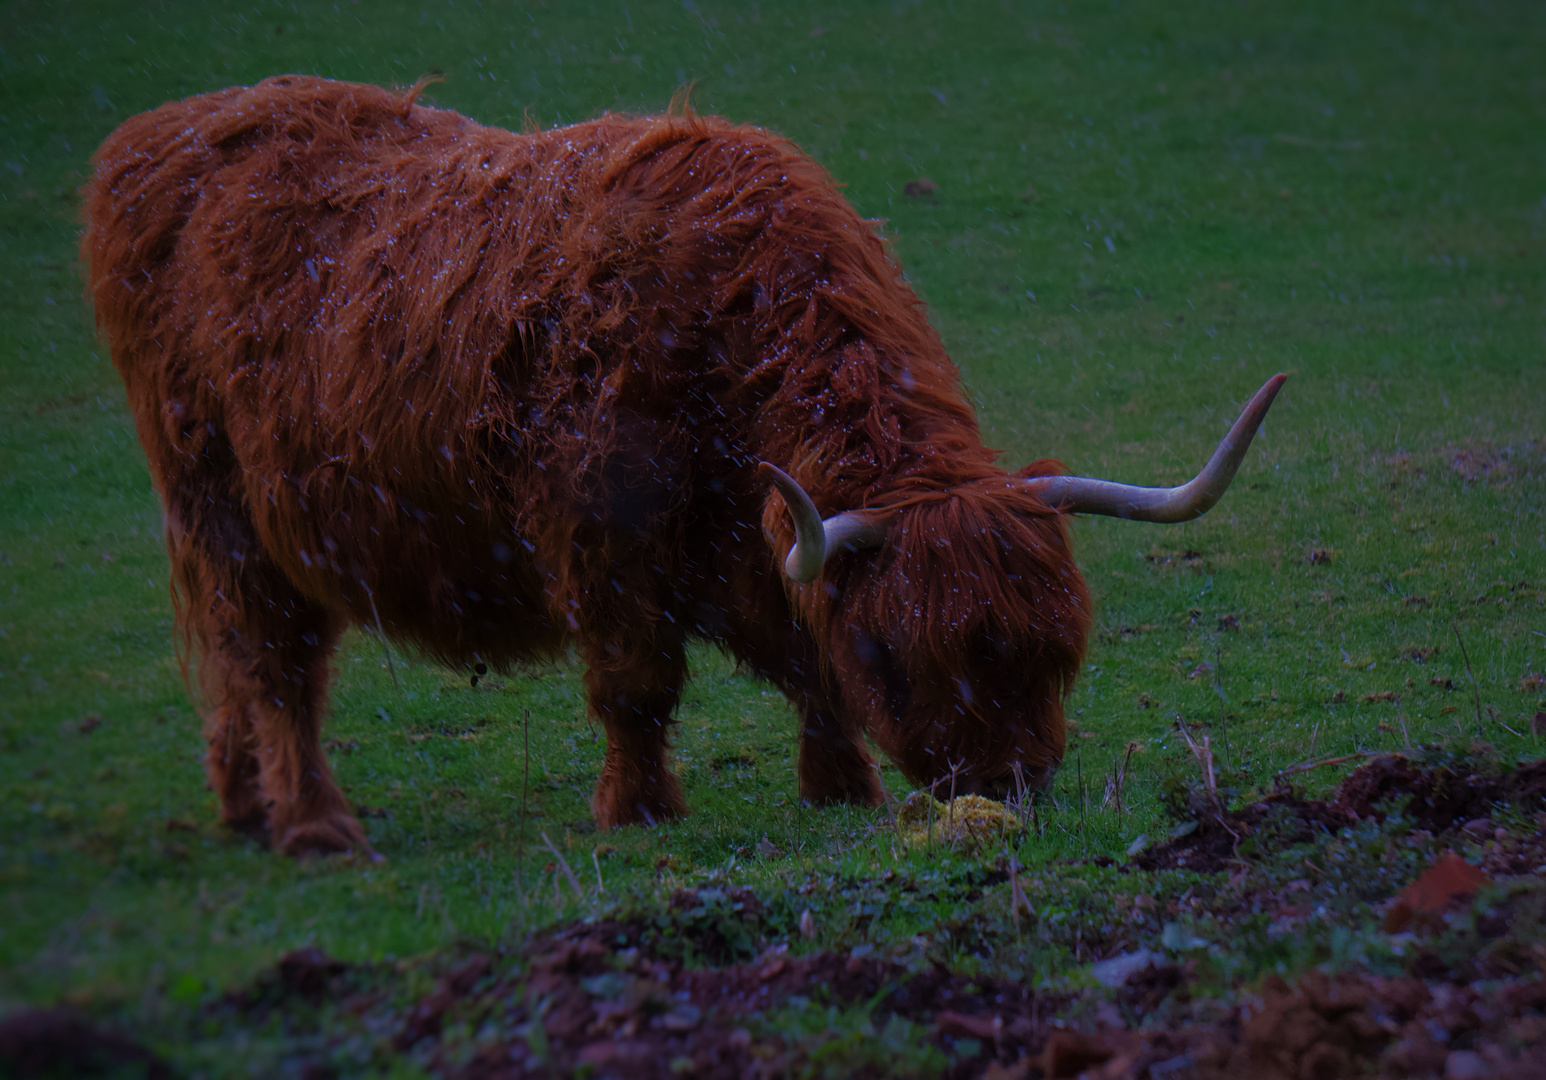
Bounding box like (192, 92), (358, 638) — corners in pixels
(202, 905), (1546, 1080)
(1137, 753), (1546, 873)
(0, 1007), (172, 1078)
(432, 913), (1058, 1079)
(1036, 968), (1546, 1080)
(10, 755), (1544, 1079)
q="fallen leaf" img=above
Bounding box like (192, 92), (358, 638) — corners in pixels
(936, 1010), (1001, 1041)
(981, 1060), (1031, 1080)
(1041, 1030), (1114, 1078)
(1382, 853), (1489, 933)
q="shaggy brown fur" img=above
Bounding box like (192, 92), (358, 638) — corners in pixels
(82, 75), (1088, 855)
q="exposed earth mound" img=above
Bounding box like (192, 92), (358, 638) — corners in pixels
(5, 753), (1543, 1078)
(1136, 751), (1546, 873)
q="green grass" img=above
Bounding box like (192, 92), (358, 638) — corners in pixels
(1, 0), (1543, 1067)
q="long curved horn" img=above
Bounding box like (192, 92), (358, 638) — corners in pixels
(758, 463), (889, 583)
(1021, 373), (1287, 521)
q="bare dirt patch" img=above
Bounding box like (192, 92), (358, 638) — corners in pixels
(0, 1007), (172, 1079)
(1137, 752), (1546, 874)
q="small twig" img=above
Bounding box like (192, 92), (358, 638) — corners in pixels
(1394, 696), (1412, 750)
(1107, 740), (1138, 813)
(1007, 850), (1032, 935)
(539, 830), (583, 898)
(1275, 751), (1377, 779)
(592, 848), (605, 893)
(926, 774), (941, 849)
(1214, 638), (1228, 770)
(947, 758), (962, 850)
(1498, 720), (1525, 738)
(1176, 718), (1217, 799)
(1452, 620), (1485, 736)
(1307, 720), (1321, 760)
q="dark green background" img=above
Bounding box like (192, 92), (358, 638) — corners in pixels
(2, 0), (1542, 1025)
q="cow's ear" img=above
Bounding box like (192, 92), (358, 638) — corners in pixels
(1016, 458), (1069, 481)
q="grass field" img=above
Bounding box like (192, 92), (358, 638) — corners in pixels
(2, 1), (1543, 1076)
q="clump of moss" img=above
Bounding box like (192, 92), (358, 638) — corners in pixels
(895, 793), (1022, 850)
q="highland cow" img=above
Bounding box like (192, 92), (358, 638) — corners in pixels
(83, 76), (1284, 856)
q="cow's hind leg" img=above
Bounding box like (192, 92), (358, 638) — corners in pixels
(168, 482), (365, 857)
(585, 634), (689, 829)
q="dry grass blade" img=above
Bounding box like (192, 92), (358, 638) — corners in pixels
(365, 587), (400, 695)
(1275, 751), (1379, 779)
(1007, 850), (1032, 934)
(1009, 760), (1029, 822)
(871, 763), (899, 835)
(1102, 740), (1139, 812)
(1175, 718), (1217, 801)
(1452, 620), (1485, 735)
(539, 830), (584, 898)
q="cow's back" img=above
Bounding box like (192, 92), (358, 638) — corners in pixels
(82, 75), (988, 661)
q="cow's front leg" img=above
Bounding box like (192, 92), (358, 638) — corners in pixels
(796, 695), (885, 807)
(585, 634), (689, 828)
(204, 610), (368, 858)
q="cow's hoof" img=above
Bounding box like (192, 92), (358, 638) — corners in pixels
(223, 811), (273, 848)
(276, 813), (371, 858)
(798, 771), (885, 808)
(592, 787), (687, 830)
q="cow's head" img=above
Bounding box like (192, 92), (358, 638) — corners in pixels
(762, 374), (1286, 798)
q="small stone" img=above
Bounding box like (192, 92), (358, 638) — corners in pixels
(660, 1004), (701, 1032)
(1444, 1049), (1491, 1080)
(1089, 948), (1161, 988)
